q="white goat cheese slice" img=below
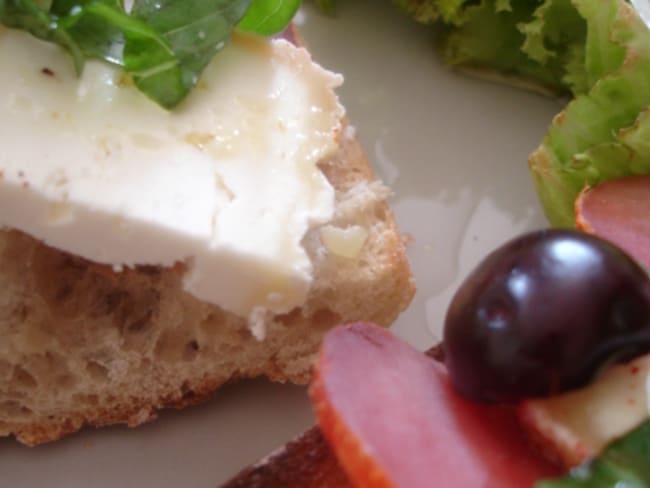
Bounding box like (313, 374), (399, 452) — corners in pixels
(0, 27), (344, 318)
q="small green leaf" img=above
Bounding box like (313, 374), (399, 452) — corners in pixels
(129, 0), (253, 107)
(238, 0), (300, 36)
(0, 0), (86, 73)
(0, 0), (269, 109)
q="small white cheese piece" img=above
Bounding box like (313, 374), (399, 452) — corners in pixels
(0, 27), (344, 318)
(248, 306), (271, 342)
(320, 225), (368, 259)
(523, 354), (650, 463)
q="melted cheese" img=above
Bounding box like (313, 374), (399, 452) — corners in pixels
(0, 27), (344, 318)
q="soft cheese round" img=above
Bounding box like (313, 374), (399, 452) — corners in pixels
(0, 27), (344, 318)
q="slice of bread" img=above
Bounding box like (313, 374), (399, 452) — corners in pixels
(0, 104), (414, 445)
(223, 426), (352, 488)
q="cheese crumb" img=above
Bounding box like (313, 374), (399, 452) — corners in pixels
(248, 307), (271, 341)
(343, 124), (357, 140)
(321, 225), (368, 259)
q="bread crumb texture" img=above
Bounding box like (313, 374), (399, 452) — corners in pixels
(0, 126), (414, 445)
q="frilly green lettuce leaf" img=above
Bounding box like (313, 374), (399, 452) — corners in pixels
(393, 0), (650, 229)
(530, 0), (650, 226)
(322, 0), (650, 229)
(394, 0), (588, 96)
(518, 0), (587, 94)
(392, 0), (440, 24)
(440, 0), (570, 95)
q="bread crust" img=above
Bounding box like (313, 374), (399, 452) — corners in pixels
(0, 116), (414, 445)
(222, 426), (352, 488)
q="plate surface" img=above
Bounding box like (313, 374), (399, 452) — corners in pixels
(0, 1), (561, 485)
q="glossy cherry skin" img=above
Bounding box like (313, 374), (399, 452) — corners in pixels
(443, 229), (650, 403)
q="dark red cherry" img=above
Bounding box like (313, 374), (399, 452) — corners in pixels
(443, 229), (650, 403)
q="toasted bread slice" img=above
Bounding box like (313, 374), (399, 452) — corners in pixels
(223, 426), (352, 488)
(0, 25), (414, 445)
(0, 119), (413, 446)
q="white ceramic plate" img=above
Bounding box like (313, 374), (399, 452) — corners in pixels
(0, 1), (563, 485)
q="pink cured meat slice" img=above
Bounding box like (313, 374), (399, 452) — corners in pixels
(576, 175), (650, 269)
(310, 322), (559, 488)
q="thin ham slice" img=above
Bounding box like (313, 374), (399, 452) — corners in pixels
(576, 175), (650, 269)
(310, 322), (559, 488)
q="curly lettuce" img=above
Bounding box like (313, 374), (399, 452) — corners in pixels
(390, 0), (650, 228)
(529, 0), (650, 226)
(441, 0), (585, 96)
(391, 0), (588, 96)
(393, 0), (439, 23)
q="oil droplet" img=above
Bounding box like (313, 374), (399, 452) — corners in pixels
(130, 132), (163, 150)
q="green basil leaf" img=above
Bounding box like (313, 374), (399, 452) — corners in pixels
(0, 0), (85, 73)
(0, 0), (280, 109)
(60, 1), (164, 67)
(238, 0), (300, 35)
(130, 0), (252, 105)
